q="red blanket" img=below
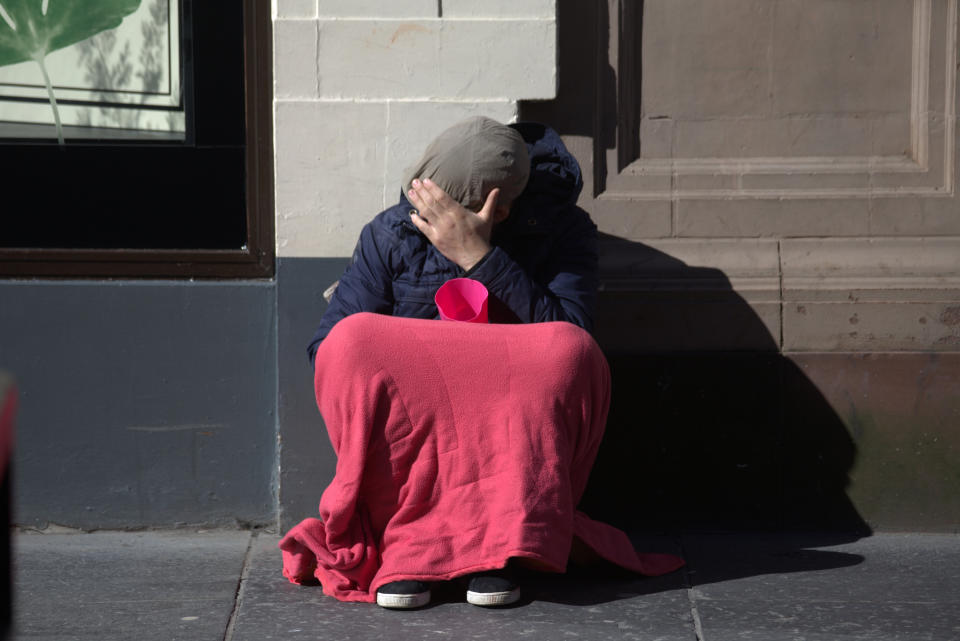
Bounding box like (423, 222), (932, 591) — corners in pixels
(280, 313), (683, 602)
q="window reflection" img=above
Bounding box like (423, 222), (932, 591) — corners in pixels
(0, 0), (185, 142)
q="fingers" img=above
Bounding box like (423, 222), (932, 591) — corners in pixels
(409, 209), (431, 233)
(420, 178), (456, 208)
(407, 182), (426, 210)
(410, 179), (438, 209)
(407, 176), (494, 267)
(411, 178), (464, 217)
(411, 177), (495, 216)
(476, 187), (500, 223)
(407, 184), (433, 226)
(407, 179), (446, 226)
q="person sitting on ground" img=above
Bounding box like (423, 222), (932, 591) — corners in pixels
(279, 116), (683, 610)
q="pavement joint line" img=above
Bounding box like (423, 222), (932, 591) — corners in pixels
(222, 530), (256, 641)
(685, 586), (706, 641)
(679, 536), (706, 641)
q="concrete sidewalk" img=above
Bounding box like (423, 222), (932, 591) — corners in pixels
(10, 529), (960, 640)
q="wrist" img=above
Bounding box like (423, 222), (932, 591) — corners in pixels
(462, 247), (495, 276)
(455, 238), (491, 271)
(458, 245), (492, 272)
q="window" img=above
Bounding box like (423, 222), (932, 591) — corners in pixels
(0, 0), (273, 278)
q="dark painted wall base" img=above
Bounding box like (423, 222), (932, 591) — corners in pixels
(276, 258), (347, 532)
(1, 280), (277, 529)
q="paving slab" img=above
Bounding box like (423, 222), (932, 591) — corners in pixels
(682, 533), (960, 641)
(230, 534), (695, 641)
(11, 530), (251, 641)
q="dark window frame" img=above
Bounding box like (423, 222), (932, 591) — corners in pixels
(0, 0), (274, 279)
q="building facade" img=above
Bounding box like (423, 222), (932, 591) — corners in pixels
(1, 0), (957, 532)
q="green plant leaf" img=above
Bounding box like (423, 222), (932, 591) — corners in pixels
(0, 0), (142, 67)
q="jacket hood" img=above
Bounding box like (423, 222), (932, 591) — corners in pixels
(509, 122), (583, 212)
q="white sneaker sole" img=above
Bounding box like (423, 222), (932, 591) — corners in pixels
(376, 591), (430, 609)
(466, 587), (521, 607)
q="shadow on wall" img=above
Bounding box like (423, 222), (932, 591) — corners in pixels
(576, 235), (871, 542)
(519, 0), (871, 541)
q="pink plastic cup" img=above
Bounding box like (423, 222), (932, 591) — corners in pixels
(435, 278), (489, 323)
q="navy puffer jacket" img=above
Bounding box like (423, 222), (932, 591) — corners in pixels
(307, 122), (599, 364)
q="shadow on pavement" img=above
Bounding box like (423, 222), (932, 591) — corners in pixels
(546, 237), (870, 607)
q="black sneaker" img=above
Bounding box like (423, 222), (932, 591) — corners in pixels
(376, 580), (430, 609)
(465, 571), (521, 607)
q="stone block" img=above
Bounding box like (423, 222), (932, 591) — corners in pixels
(676, 198), (870, 237)
(783, 301), (960, 351)
(315, 19), (555, 100)
(781, 236), (960, 313)
(594, 237), (782, 352)
(588, 198), (673, 239)
(638, 117), (673, 158)
(671, 119), (752, 159)
(672, 116), (899, 159)
(781, 237), (960, 286)
(274, 20), (318, 98)
(786, 353), (960, 530)
(383, 101), (518, 207)
(781, 238), (960, 351)
(317, 0), (436, 18)
(869, 196), (960, 235)
(867, 114), (950, 191)
(868, 165), (946, 191)
(638, 0), (924, 169)
(438, 19), (556, 99)
(317, 20), (439, 99)
(274, 101), (388, 257)
(601, 237), (781, 283)
(276, 0), (316, 19)
(872, 113), (915, 157)
(771, 0), (912, 115)
(642, 0), (773, 119)
(442, 0), (556, 19)
(740, 170), (871, 192)
(673, 173), (740, 192)
(597, 295), (781, 353)
(605, 168), (672, 194)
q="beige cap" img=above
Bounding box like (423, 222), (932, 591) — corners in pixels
(402, 116), (530, 211)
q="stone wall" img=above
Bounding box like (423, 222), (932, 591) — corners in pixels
(271, 0), (960, 532)
(520, 0), (960, 356)
(272, 0), (557, 258)
(522, 0), (960, 532)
